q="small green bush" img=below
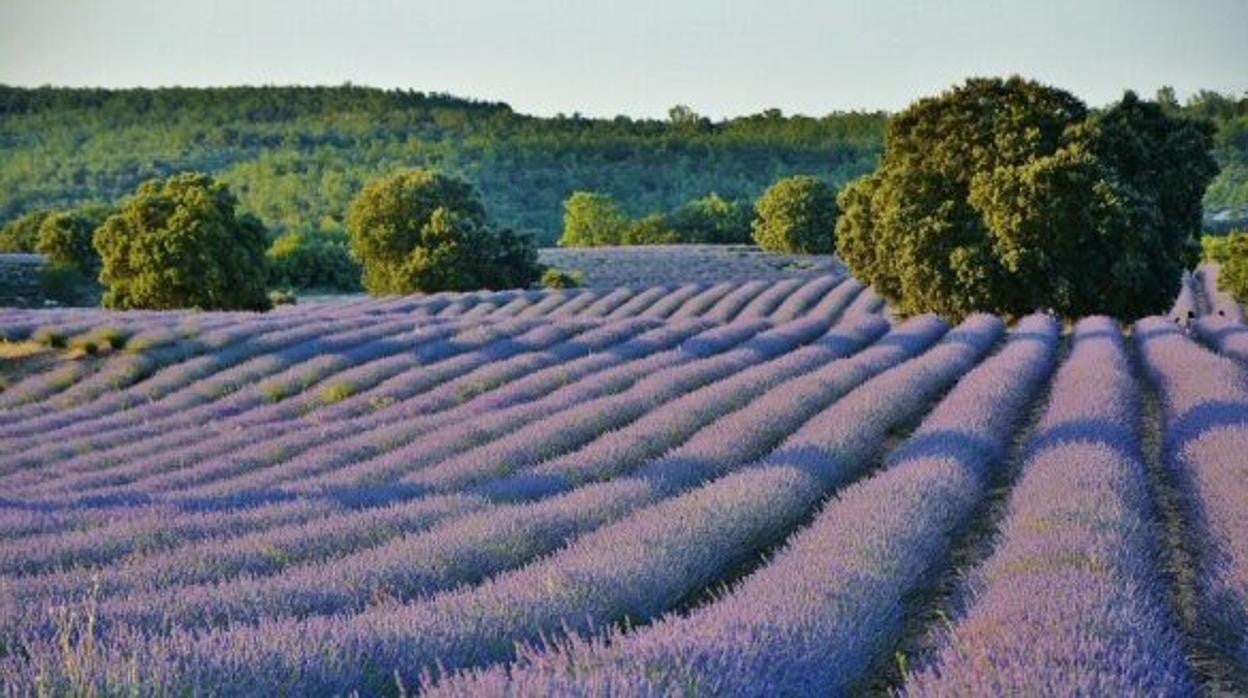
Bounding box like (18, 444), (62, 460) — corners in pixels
(541, 268), (584, 289)
(753, 175), (838, 254)
(1219, 231), (1248, 302)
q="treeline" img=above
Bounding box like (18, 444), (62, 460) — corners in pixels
(0, 85), (887, 245)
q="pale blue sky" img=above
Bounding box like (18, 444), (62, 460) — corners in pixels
(1, 0), (1245, 118)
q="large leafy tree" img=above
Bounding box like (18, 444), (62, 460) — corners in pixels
(346, 168), (541, 294)
(94, 173), (271, 310)
(836, 77), (1216, 320)
(752, 175), (838, 254)
(558, 191), (629, 247)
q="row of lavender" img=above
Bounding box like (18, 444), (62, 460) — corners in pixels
(1171, 263), (1245, 324)
(2, 284), (1247, 693)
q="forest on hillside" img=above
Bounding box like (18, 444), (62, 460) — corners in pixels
(0, 84), (1244, 245)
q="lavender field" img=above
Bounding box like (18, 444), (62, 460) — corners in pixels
(1, 265), (1247, 696)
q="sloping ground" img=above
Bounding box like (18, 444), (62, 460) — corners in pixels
(0, 271), (1246, 696)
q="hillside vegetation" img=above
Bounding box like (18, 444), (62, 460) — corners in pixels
(0, 85), (886, 245)
(2, 85), (1244, 246)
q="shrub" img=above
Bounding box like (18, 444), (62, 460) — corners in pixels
(0, 210), (50, 253)
(94, 173), (271, 311)
(35, 206), (109, 277)
(836, 77), (1217, 320)
(558, 192), (628, 247)
(622, 214), (680, 245)
(1203, 231), (1242, 264)
(669, 193), (753, 244)
(266, 227), (362, 292)
(752, 176), (838, 254)
(347, 169), (541, 294)
(1220, 231), (1248, 302)
(541, 268), (584, 289)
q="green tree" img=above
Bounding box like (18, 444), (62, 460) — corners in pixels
(1220, 231), (1248, 302)
(0, 210), (51, 253)
(622, 213), (680, 245)
(669, 193), (753, 244)
(266, 227), (362, 292)
(752, 175), (838, 253)
(346, 168), (540, 294)
(558, 192), (629, 247)
(94, 172), (271, 310)
(35, 205), (109, 276)
(836, 77), (1216, 320)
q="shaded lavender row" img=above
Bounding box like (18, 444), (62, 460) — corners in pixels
(85, 318), (657, 500)
(0, 320), (724, 571)
(8, 316), (992, 696)
(905, 317), (1193, 695)
(1136, 316), (1248, 673)
(1193, 316), (1248, 364)
(436, 314), (1059, 696)
(0, 312), (424, 469)
(1170, 271), (1201, 324)
(1196, 264), (1246, 322)
(1, 317), (946, 674)
(0, 317), (252, 422)
(7, 318), (618, 507)
(0, 309), (380, 438)
(2, 316), (482, 492)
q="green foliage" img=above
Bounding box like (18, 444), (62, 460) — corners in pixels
(320, 382), (356, 404)
(836, 77), (1217, 320)
(622, 214), (680, 245)
(559, 192), (629, 247)
(35, 205), (109, 276)
(668, 193), (753, 244)
(346, 168), (541, 294)
(268, 289), (298, 306)
(94, 172), (272, 311)
(540, 267), (584, 289)
(752, 175), (838, 253)
(1220, 231), (1248, 302)
(266, 226), (361, 292)
(0, 210), (50, 253)
(1203, 234), (1233, 263)
(0, 86), (887, 245)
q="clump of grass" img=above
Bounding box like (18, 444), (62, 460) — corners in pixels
(321, 382), (356, 404)
(261, 383), (294, 403)
(541, 268), (584, 289)
(32, 326), (67, 349)
(94, 327), (130, 350)
(68, 338), (99, 357)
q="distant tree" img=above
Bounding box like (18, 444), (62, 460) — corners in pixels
(559, 191), (628, 247)
(1204, 232), (1235, 263)
(622, 213), (680, 245)
(266, 227), (362, 292)
(752, 175), (838, 253)
(94, 172), (271, 310)
(346, 168), (541, 293)
(1220, 230), (1248, 302)
(0, 210), (50, 253)
(36, 205), (109, 276)
(836, 77), (1216, 320)
(669, 193), (753, 244)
